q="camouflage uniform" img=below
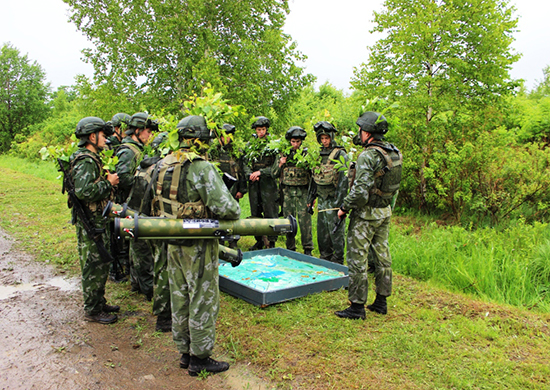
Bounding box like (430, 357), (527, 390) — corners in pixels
(208, 143), (248, 200)
(244, 135), (279, 245)
(343, 141), (401, 304)
(308, 147), (348, 264)
(151, 241), (171, 320)
(273, 150), (313, 252)
(116, 137), (154, 298)
(146, 153), (240, 358)
(70, 148), (114, 315)
(105, 134), (122, 151)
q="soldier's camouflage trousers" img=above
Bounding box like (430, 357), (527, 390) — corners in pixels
(75, 220), (110, 315)
(152, 241), (171, 318)
(317, 196), (345, 264)
(249, 181), (279, 243)
(283, 187), (313, 251)
(347, 215), (393, 305)
(129, 240), (154, 299)
(167, 240), (220, 359)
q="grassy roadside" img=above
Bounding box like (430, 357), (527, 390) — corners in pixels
(1, 156), (550, 389)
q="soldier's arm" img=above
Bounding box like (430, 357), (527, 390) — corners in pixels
(334, 150), (350, 206)
(342, 150), (379, 211)
(73, 158), (112, 202)
(115, 147), (137, 191)
(237, 157), (248, 195)
(191, 161), (241, 220)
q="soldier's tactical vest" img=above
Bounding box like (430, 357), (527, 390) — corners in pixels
(251, 151), (275, 171)
(126, 156), (161, 212)
(312, 147), (342, 187)
(214, 148), (240, 180)
(117, 142), (143, 168)
(69, 152), (113, 213)
(281, 166), (310, 186)
(152, 154), (210, 219)
(366, 143), (403, 208)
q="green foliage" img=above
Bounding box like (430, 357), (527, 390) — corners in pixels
(352, 0), (520, 211)
(0, 43), (50, 152)
(63, 0), (313, 117)
(392, 217), (550, 311)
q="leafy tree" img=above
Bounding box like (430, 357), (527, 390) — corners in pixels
(63, 0), (313, 116)
(0, 43), (50, 152)
(351, 0), (520, 210)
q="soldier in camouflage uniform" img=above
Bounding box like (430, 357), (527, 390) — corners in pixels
(307, 121), (348, 264)
(208, 123), (247, 248)
(335, 112), (402, 319)
(273, 126), (313, 255)
(105, 113), (132, 282)
(69, 117), (120, 324)
(143, 115), (240, 375)
(126, 131), (172, 332)
(244, 116), (279, 250)
(105, 112), (131, 150)
(116, 112), (156, 300)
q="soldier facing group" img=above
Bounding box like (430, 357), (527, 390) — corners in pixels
(65, 110), (402, 376)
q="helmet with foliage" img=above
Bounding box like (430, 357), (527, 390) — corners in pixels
(111, 113), (131, 128)
(221, 123), (236, 134)
(151, 131), (169, 150)
(285, 126), (307, 141)
(313, 121), (337, 144)
(251, 116), (270, 129)
(127, 112), (159, 135)
(75, 117), (113, 147)
(356, 111), (388, 140)
(176, 115), (214, 141)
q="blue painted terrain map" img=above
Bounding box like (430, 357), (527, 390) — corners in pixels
(219, 254), (345, 292)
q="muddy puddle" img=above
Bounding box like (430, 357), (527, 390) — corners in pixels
(0, 230), (273, 390)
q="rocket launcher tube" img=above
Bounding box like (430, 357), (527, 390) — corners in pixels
(114, 214), (297, 240)
(218, 244), (243, 267)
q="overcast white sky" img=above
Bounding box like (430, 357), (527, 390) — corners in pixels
(2, 0), (549, 92)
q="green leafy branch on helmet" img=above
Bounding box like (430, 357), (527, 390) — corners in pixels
(39, 134), (78, 163)
(182, 85), (246, 133)
(100, 149), (118, 172)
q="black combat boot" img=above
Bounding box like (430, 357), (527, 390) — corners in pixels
(84, 311), (118, 324)
(103, 304), (120, 313)
(304, 249), (313, 256)
(179, 353), (190, 369)
(155, 315), (172, 333)
(188, 356), (230, 376)
(334, 303), (366, 320)
(367, 294), (388, 315)
(268, 241), (276, 248)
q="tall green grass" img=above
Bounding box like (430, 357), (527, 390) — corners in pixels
(391, 219), (550, 311)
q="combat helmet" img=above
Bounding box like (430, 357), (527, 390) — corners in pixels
(221, 123), (236, 134)
(313, 121), (337, 144)
(151, 131), (169, 150)
(251, 116), (270, 129)
(75, 117), (113, 147)
(111, 113), (131, 128)
(356, 111), (388, 140)
(127, 112), (159, 135)
(176, 115), (214, 141)
(285, 126), (307, 141)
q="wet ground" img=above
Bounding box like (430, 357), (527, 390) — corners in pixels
(0, 230), (270, 390)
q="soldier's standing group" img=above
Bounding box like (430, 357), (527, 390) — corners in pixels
(65, 110), (402, 376)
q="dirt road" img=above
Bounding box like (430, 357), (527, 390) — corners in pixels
(0, 230), (269, 390)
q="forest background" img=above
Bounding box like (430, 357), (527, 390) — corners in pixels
(1, 0), (550, 333)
